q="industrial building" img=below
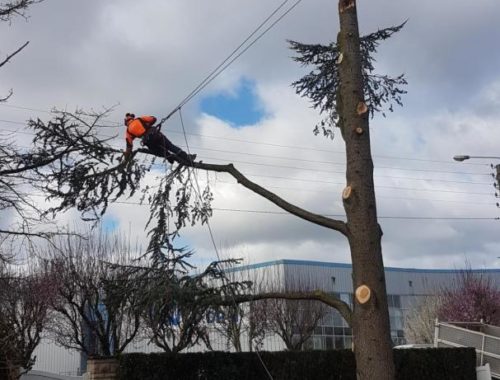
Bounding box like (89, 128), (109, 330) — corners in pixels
(225, 259), (500, 350)
(31, 259), (500, 376)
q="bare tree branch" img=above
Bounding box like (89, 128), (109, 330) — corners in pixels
(222, 290), (352, 327)
(187, 161), (349, 236)
(0, 0), (42, 21)
(0, 40), (29, 69)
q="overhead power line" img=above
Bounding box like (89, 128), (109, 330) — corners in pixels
(160, 0), (303, 126)
(104, 200), (500, 221)
(15, 190), (499, 217)
(0, 113), (491, 168)
(7, 134), (491, 189)
(2, 123), (493, 182)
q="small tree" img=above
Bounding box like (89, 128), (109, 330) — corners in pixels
(265, 298), (328, 351)
(252, 270), (329, 351)
(0, 0), (70, 258)
(404, 295), (441, 344)
(42, 229), (145, 356)
(246, 300), (270, 351)
(1, 0), (43, 101)
(210, 303), (246, 352)
(0, 267), (54, 379)
(140, 258), (250, 353)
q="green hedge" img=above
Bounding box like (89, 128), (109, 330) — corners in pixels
(117, 348), (476, 380)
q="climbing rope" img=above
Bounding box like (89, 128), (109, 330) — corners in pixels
(152, 3), (306, 376)
(178, 108), (274, 380)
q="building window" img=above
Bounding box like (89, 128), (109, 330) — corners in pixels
(324, 326), (334, 336)
(335, 335), (344, 349)
(325, 336), (334, 349)
(387, 294), (401, 308)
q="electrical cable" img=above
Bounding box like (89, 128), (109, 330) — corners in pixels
(156, 0), (302, 134)
(3, 125), (494, 185)
(0, 115), (491, 168)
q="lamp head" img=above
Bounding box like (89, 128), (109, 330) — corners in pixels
(453, 155), (470, 162)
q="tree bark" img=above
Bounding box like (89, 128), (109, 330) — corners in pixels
(337, 1), (395, 379)
(187, 160), (348, 236)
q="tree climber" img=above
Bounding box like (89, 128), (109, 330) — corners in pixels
(124, 113), (196, 164)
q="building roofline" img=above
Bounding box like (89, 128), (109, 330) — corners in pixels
(228, 259), (500, 274)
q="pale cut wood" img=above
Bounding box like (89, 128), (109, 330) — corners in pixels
(342, 185), (352, 200)
(355, 285), (371, 304)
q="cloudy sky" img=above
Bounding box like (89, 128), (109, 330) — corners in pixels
(1, 0), (500, 270)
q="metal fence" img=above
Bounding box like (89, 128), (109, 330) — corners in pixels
(435, 321), (500, 379)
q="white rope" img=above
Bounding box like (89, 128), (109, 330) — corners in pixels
(178, 108), (274, 380)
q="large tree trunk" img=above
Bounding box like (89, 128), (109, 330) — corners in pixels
(337, 1), (395, 379)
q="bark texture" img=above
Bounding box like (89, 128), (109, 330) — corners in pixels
(337, 1), (395, 379)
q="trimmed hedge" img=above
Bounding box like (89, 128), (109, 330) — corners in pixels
(117, 348), (476, 380)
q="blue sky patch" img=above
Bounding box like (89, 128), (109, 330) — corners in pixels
(200, 79), (264, 127)
(102, 215), (119, 233)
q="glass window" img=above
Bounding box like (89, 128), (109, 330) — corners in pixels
(344, 336), (353, 350)
(330, 292), (340, 299)
(303, 337), (313, 351)
(332, 312), (344, 326)
(321, 312), (334, 326)
(334, 327), (344, 336)
(390, 314), (404, 330)
(313, 336), (324, 350)
(335, 336), (344, 349)
(387, 295), (401, 308)
(325, 336), (334, 349)
(340, 293), (353, 307)
(324, 326), (334, 336)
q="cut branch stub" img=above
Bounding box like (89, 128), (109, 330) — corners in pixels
(355, 127), (364, 135)
(336, 53), (344, 64)
(356, 102), (368, 115)
(339, 0), (356, 13)
(355, 284), (371, 304)
(342, 185), (352, 200)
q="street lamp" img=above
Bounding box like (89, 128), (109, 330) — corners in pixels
(453, 155), (500, 162)
(453, 155), (500, 207)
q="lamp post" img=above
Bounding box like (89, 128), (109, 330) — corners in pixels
(453, 155), (500, 162)
(453, 155), (500, 206)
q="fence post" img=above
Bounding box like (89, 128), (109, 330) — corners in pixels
(433, 319), (439, 347)
(480, 333), (485, 366)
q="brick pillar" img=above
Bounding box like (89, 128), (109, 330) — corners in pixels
(87, 357), (118, 380)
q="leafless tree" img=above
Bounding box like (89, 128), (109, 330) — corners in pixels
(138, 257), (251, 354)
(41, 228), (145, 356)
(0, 0), (61, 259)
(265, 298), (328, 351)
(246, 300), (269, 351)
(251, 269), (329, 351)
(404, 295), (442, 344)
(0, 264), (54, 379)
(213, 265), (338, 352)
(210, 303), (246, 352)
(1, 0), (44, 101)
